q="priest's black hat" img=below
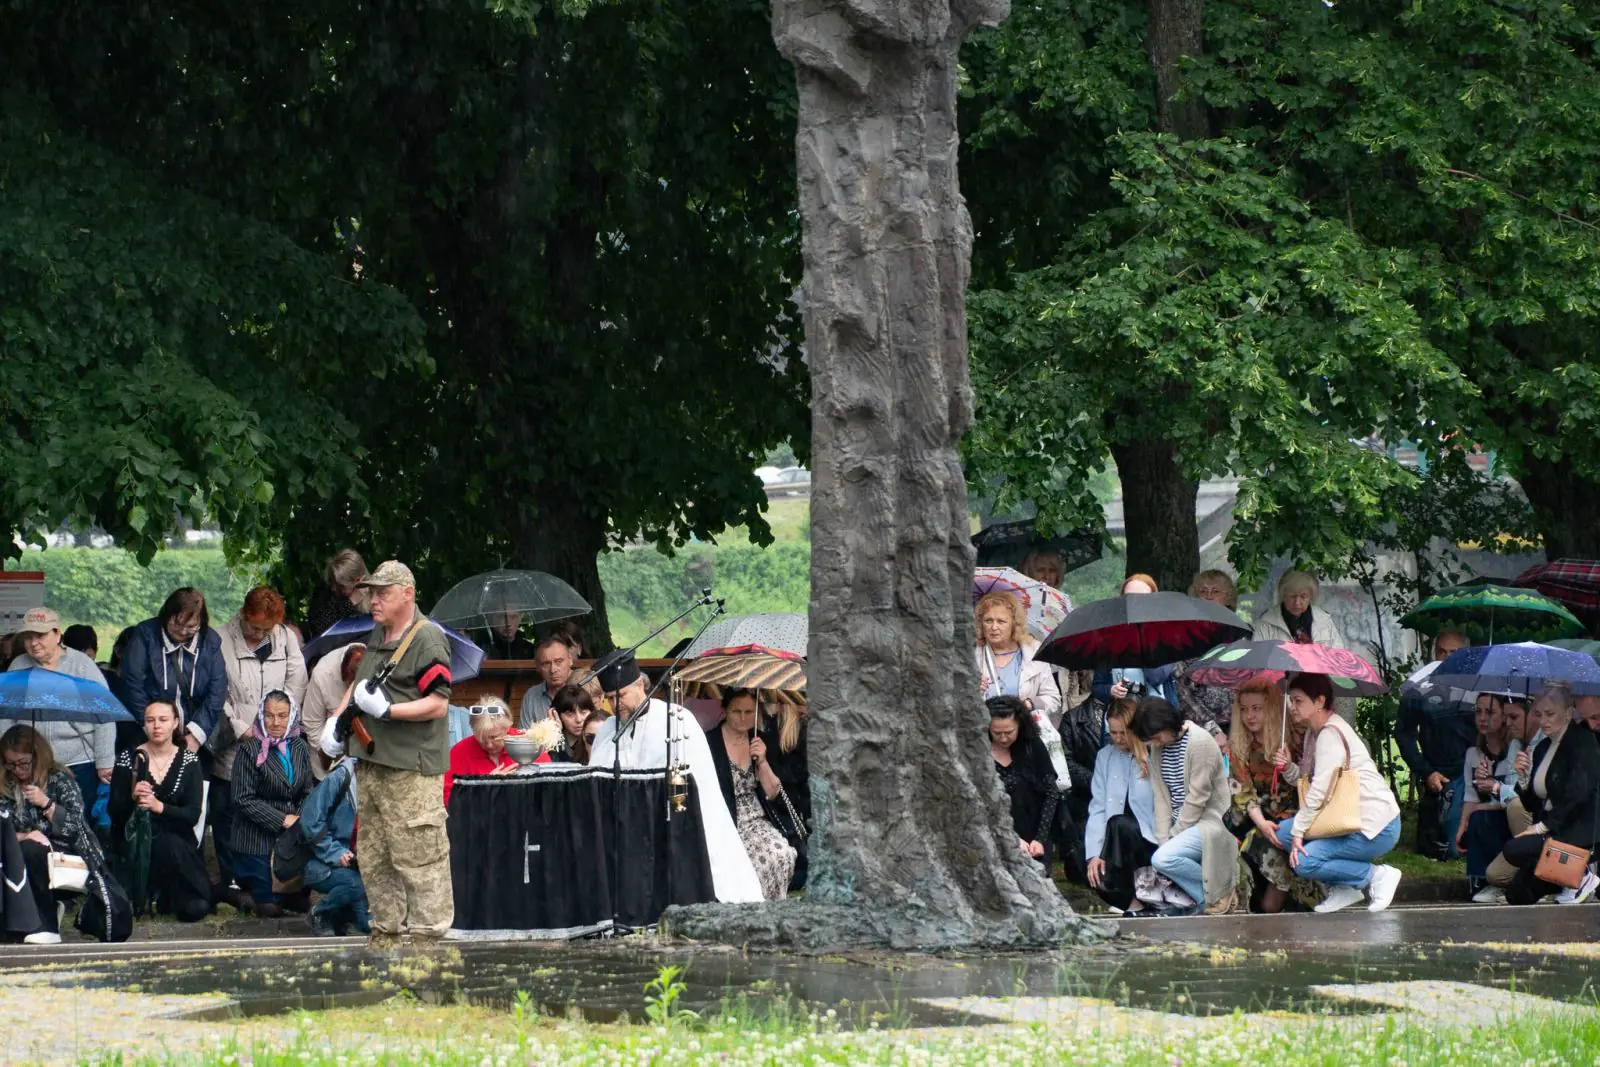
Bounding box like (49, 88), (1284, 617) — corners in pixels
(594, 649), (642, 692)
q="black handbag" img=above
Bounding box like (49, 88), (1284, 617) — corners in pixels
(271, 771), (352, 888)
(75, 867), (133, 943)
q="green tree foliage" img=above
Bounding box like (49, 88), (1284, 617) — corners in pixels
(0, 95), (426, 566)
(5, 0), (806, 649)
(17, 548), (264, 634)
(960, 0), (1600, 582)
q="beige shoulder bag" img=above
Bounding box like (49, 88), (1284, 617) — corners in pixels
(1296, 725), (1362, 840)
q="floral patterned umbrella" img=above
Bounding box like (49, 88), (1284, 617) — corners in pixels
(1183, 639), (1388, 696)
(973, 566), (1073, 643)
(673, 644), (807, 706)
(1399, 584), (1583, 644)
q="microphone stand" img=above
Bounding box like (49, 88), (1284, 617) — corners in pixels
(606, 597), (725, 933)
(575, 589), (716, 690)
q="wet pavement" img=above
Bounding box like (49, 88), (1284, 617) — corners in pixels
(0, 904), (1593, 1027)
(1112, 902), (1600, 948)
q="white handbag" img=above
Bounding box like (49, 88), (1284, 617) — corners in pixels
(48, 851), (89, 893)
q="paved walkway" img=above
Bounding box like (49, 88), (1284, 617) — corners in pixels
(1113, 901), (1600, 948)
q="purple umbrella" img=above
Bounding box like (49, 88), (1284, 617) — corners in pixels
(302, 615), (485, 682)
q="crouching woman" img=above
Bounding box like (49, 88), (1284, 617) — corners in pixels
(1273, 673), (1402, 913)
(1131, 698), (1238, 915)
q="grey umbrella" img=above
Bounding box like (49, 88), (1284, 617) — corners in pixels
(684, 612), (809, 658)
(428, 569), (591, 630)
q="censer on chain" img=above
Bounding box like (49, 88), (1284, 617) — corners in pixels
(666, 676), (689, 817)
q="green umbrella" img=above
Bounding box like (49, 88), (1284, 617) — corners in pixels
(1400, 584), (1584, 644)
(119, 807), (152, 916)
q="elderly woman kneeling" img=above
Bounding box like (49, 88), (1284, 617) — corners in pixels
(1272, 674), (1402, 913)
(1130, 698), (1237, 915)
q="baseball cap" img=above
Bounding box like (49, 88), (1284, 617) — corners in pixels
(15, 607), (61, 635)
(356, 560), (416, 590)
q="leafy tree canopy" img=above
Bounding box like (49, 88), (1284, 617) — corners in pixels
(5, 0), (806, 644)
(0, 93), (426, 566)
(959, 0), (1600, 584)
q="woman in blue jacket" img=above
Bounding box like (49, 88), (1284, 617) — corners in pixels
(1084, 700), (1158, 910)
(119, 589), (227, 749)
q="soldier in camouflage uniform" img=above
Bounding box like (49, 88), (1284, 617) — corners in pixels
(335, 561), (454, 944)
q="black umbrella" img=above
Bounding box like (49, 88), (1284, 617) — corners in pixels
(971, 519), (1101, 574)
(1036, 592), (1252, 670)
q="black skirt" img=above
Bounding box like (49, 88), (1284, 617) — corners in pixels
(1096, 812), (1156, 911)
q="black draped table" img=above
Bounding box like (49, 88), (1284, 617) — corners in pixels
(446, 765), (716, 934)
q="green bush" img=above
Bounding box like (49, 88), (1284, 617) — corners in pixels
(9, 547), (263, 641)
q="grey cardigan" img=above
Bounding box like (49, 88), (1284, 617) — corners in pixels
(1150, 721), (1239, 906)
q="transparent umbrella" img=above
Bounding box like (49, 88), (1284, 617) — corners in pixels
(428, 569), (591, 630)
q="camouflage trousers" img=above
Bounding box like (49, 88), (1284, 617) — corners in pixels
(360, 763), (453, 936)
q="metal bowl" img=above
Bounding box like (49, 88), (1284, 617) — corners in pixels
(503, 735), (539, 765)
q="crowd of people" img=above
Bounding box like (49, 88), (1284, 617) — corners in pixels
(983, 559), (1600, 915)
(0, 549), (814, 944)
(6, 542), (1599, 942)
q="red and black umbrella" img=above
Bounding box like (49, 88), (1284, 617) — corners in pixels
(1035, 592), (1251, 670)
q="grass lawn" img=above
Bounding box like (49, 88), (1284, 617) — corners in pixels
(88, 983), (1600, 1065)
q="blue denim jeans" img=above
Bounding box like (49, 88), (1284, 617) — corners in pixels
(1275, 815), (1401, 889)
(1151, 825), (1207, 906)
(232, 851), (276, 905)
(307, 867), (371, 933)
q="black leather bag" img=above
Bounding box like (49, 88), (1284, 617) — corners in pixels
(75, 867), (133, 943)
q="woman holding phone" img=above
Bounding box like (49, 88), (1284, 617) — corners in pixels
(704, 688), (796, 900)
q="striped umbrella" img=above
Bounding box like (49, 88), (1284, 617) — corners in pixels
(673, 644), (807, 706)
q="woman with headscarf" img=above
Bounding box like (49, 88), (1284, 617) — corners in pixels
(119, 588), (228, 752)
(211, 587), (307, 904)
(109, 700), (210, 922)
(1, 725), (102, 943)
(227, 689), (313, 916)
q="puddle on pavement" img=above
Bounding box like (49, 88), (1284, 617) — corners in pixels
(5, 938), (1595, 1028)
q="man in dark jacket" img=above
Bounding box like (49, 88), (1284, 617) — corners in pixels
(1396, 630), (1474, 858)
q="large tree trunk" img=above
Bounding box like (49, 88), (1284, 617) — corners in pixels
(1111, 436), (1200, 595)
(1146, 0), (1209, 141)
(668, 0), (1103, 949)
(515, 498), (616, 656)
(1517, 455), (1600, 561)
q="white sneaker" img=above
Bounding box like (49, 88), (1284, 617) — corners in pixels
(1472, 885), (1508, 904)
(1556, 869), (1600, 905)
(1314, 885), (1365, 913)
(1366, 865), (1402, 912)
(22, 931), (61, 945)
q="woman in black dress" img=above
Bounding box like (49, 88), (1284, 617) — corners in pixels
(110, 700), (211, 921)
(988, 695), (1059, 867)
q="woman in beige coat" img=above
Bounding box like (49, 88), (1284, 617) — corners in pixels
(1132, 698), (1238, 915)
(208, 588), (307, 901)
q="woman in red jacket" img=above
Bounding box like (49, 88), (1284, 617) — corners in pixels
(444, 697), (544, 806)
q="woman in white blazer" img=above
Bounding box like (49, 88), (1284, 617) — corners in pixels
(976, 591), (1068, 786)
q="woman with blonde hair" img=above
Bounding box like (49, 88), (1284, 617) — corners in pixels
(1228, 677), (1319, 912)
(1084, 700), (1157, 910)
(757, 700), (810, 889)
(974, 592), (1061, 719)
(445, 697), (543, 806)
(305, 549), (370, 641)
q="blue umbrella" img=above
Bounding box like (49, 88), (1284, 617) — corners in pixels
(301, 615), (486, 683)
(1423, 642), (1600, 700)
(0, 668), (135, 723)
